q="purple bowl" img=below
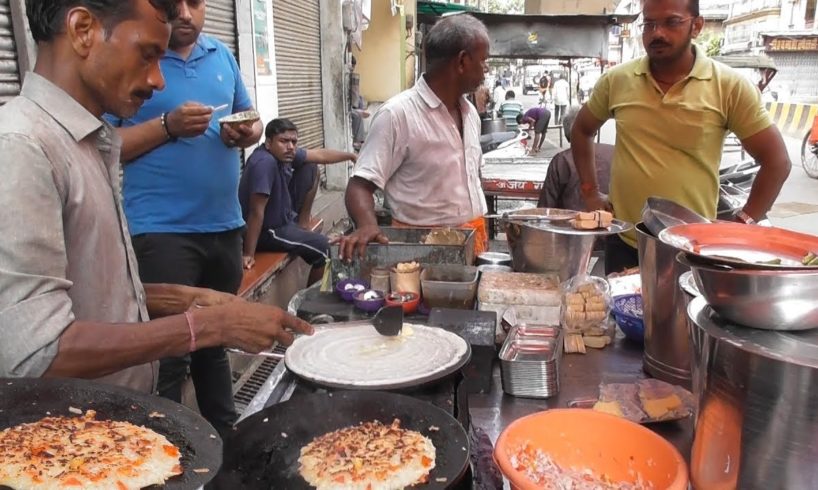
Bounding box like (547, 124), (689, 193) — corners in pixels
(335, 279), (370, 302)
(353, 290), (385, 313)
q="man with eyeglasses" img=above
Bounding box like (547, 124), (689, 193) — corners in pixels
(570, 0), (791, 274)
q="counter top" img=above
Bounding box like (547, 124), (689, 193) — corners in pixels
(468, 335), (693, 462)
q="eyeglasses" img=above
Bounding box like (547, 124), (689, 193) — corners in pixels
(640, 17), (694, 32)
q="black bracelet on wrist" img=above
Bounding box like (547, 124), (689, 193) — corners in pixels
(160, 112), (177, 142)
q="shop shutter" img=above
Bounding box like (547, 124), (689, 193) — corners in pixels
(0, 0), (21, 105)
(273, 0), (325, 148)
(203, 0), (238, 55)
(768, 52), (818, 100)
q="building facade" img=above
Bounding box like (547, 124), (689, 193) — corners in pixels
(611, 0), (736, 64)
(525, 0), (618, 15)
(354, 0), (418, 103)
(0, 0), (353, 188)
(723, 0), (818, 102)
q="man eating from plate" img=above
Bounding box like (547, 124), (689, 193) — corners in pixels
(106, 0), (263, 435)
(339, 14), (491, 260)
(0, 0), (311, 433)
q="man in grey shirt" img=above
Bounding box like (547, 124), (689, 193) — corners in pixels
(538, 106), (613, 211)
(0, 0), (310, 399)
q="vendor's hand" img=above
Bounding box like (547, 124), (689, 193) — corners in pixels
(335, 224), (389, 262)
(219, 302), (314, 350)
(220, 121), (259, 148)
(582, 191), (613, 213)
(190, 287), (242, 309)
(242, 255), (256, 270)
(166, 102), (213, 138)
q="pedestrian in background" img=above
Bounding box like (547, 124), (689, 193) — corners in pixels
(552, 73), (570, 124)
(498, 90), (524, 132)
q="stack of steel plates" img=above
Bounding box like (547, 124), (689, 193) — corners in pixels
(499, 324), (563, 398)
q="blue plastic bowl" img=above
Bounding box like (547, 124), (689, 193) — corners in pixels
(612, 294), (645, 343)
(335, 279), (369, 303)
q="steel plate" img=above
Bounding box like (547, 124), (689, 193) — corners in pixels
(513, 217), (633, 236)
(659, 222), (818, 270)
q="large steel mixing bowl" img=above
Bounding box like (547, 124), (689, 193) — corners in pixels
(678, 252), (818, 331)
(503, 208), (632, 281)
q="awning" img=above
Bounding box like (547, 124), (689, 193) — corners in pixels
(417, 1), (475, 16)
(464, 12), (639, 59)
(713, 55), (777, 71)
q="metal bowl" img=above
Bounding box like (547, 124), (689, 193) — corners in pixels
(503, 208), (630, 281)
(678, 252), (818, 331)
(476, 252), (512, 266)
(641, 197), (709, 236)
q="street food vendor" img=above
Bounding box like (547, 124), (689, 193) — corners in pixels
(0, 0), (311, 409)
(339, 14), (490, 260)
(571, 0), (792, 274)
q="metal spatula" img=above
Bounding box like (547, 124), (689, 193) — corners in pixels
(372, 305), (404, 337)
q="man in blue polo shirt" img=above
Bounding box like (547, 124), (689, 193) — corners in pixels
(239, 119), (356, 284)
(107, 0), (262, 436)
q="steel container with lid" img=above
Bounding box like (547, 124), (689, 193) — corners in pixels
(636, 223), (692, 387)
(688, 296), (818, 489)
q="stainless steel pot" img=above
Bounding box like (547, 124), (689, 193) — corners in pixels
(504, 221), (596, 282)
(688, 296), (818, 489)
(481, 117), (507, 134)
(636, 223), (692, 387)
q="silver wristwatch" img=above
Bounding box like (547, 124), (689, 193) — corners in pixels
(734, 209), (756, 225)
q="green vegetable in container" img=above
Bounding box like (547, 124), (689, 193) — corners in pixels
(803, 252), (818, 266)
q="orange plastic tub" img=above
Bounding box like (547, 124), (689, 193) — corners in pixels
(494, 409), (688, 490)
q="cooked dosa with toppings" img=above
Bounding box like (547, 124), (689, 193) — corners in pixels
(298, 419), (435, 490)
(0, 410), (182, 490)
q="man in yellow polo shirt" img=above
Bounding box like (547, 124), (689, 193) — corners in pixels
(571, 0), (791, 273)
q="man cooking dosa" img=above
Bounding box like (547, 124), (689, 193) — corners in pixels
(339, 14), (490, 260)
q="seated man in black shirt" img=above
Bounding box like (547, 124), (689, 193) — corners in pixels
(239, 119), (356, 283)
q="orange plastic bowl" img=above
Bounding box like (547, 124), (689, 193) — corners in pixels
(494, 409), (688, 490)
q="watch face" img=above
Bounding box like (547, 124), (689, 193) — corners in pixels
(736, 211), (754, 224)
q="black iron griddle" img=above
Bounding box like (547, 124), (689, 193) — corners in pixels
(0, 377), (222, 489)
(213, 391), (470, 489)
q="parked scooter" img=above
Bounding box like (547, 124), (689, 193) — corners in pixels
(717, 159), (760, 220)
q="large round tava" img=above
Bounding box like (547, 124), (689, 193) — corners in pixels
(658, 222), (818, 270)
(284, 324), (472, 390)
(213, 391), (470, 489)
(0, 377), (222, 489)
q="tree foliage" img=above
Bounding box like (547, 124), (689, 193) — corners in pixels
(696, 31), (723, 57)
(483, 0), (525, 14)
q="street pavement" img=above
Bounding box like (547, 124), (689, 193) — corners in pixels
(509, 90), (818, 235)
